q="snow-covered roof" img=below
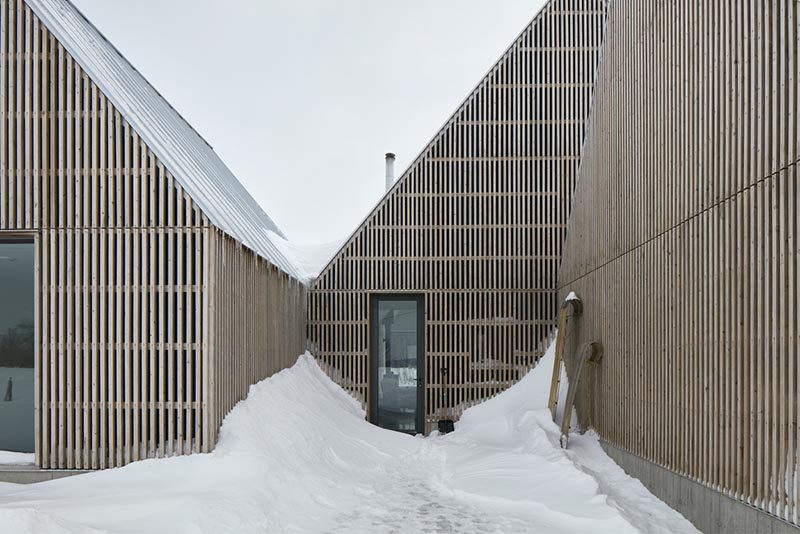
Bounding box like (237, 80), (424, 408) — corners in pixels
(266, 232), (346, 285)
(26, 0), (303, 281)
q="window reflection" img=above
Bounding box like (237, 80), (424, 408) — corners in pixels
(376, 300), (418, 433)
(0, 241), (35, 453)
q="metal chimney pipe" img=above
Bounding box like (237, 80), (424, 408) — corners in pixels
(385, 152), (396, 192)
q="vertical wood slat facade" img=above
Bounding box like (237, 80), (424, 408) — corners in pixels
(559, 0), (799, 526)
(309, 0), (609, 428)
(0, 0), (306, 468)
(207, 231), (307, 436)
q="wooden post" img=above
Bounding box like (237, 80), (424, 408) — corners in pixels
(559, 342), (602, 448)
(548, 295), (583, 421)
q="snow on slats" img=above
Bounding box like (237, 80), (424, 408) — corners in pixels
(25, 0), (304, 281)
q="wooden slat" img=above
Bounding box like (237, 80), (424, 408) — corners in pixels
(558, 0), (799, 526)
(0, 0), (306, 469)
(308, 0), (610, 429)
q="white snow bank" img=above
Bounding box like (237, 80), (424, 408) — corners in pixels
(0, 451), (35, 465)
(447, 340), (696, 533)
(0, 343), (696, 533)
(266, 230), (344, 284)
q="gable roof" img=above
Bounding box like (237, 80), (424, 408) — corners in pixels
(26, 0), (303, 280)
(312, 2), (555, 285)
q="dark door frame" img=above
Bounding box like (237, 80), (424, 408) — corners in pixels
(369, 293), (425, 434)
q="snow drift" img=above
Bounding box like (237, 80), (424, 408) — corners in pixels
(0, 340), (695, 533)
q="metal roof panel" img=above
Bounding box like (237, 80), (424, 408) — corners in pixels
(26, 0), (304, 281)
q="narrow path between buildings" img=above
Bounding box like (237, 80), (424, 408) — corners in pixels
(0, 342), (695, 533)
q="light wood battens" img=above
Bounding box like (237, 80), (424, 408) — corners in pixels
(309, 0), (609, 429)
(560, 0), (799, 525)
(1, 0), (306, 468)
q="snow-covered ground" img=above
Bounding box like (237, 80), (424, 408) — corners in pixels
(0, 340), (696, 533)
(0, 451), (34, 465)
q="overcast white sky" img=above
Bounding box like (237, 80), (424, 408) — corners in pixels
(72, 0), (546, 244)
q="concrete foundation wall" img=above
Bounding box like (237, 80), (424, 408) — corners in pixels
(0, 465), (84, 484)
(600, 441), (800, 534)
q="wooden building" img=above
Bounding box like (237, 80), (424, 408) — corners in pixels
(0, 0), (307, 469)
(559, 0), (799, 530)
(308, 0), (609, 434)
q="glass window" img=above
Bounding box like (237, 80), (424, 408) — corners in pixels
(0, 241), (35, 452)
(375, 299), (419, 433)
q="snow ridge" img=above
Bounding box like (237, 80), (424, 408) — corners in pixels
(0, 345), (696, 533)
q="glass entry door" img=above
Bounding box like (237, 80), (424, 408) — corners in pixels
(370, 295), (424, 434)
(0, 240), (35, 452)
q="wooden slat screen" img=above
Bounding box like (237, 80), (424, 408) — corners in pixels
(0, 0), (306, 468)
(309, 0), (609, 428)
(559, 0), (799, 525)
(207, 230), (307, 438)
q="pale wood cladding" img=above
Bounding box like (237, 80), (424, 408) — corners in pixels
(560, 0), (799, 526)
(207, 232), (307, 438)
(0, 0), (306, 468)
(309, 0), (609, 428)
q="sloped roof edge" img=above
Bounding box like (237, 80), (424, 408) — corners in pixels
(26, 0), (305, 281)
(311, 1), (553, 286)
